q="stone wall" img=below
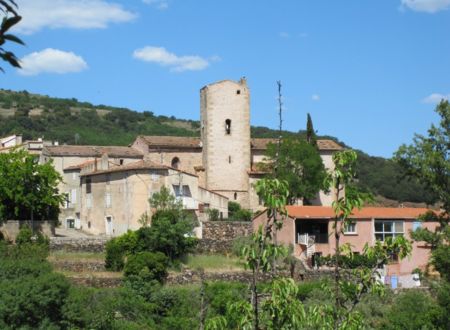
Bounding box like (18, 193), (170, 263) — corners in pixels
(197, 221), (252, 254)
(50, 237), (108, 253)
(0, 220), (55, 241)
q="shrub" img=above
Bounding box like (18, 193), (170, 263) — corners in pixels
(15, 225), (33, 245)
(105, 230), (138, 271)
(297, 280), (325, 301)
(231, 235), (252, 257)
(385, 289), (441, 330)
(232, 208), (253, 221)
(207, 208), (220, 221)
(136, 209), (197, 262)
(124, 251), (168, 283)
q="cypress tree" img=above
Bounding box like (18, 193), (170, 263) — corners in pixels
(306, 113), (317, 147)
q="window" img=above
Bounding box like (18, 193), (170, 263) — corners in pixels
(234, 192), (237, 200)
(344, 221), (357, 234)
(171, 157), (180, 169)
(119, 159), (124, 165)
(105, 192), (111, 208)
(86, 178), (92, 194)
(236, 89), (241, 95)
(86, 193), (92, 209)
(172, 185), (192, 197)
(413, 221), (422, 231)
(70, 188), (77, 204)
(374, 220), (404, 241)
(225, 119), (231, 135)
(228, 155), (231, 163)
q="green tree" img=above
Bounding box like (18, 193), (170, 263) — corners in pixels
(395, 101), (450, 328)
(306, 113), (317, 147)
(395, 101), (449, 279)
(324, 150), (411, 329)
(0, 1), (24, 72)
(265, 137), (327, 204)
(0, 149), (65, 222)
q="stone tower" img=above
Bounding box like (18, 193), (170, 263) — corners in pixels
(200, 78), (251, 208)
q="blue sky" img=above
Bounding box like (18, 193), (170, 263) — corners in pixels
(2, 0), (450, 157)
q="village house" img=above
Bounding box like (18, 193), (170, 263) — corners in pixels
(40, 145), (144, 229)
(78, 158), (228, 236)
(0, 134), (53, 155)
(253, 206), (438, 288)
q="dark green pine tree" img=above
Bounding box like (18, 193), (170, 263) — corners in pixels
(306, 113), (317, 147)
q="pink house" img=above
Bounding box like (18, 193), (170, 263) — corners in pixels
(253, 206), (439, 287)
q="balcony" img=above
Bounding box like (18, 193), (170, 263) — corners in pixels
(177, 196), (198, 210)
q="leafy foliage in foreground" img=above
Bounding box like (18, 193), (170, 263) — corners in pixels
(0, 149), (65, 222)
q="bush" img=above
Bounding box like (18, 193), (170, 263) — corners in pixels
(385, 289), (441, 330)
(105, 230), (138, 271)
(136, 209), (197, 262)
(232, 208), (253, 221)
(231, 235), (252, 257)
(297, 281), (325, 301)
(124, 251), (168, 283)
(15, 225), (33, 244)
(207, 208), (220, 221)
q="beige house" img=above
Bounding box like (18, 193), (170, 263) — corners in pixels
(78, 159), (228, 236)
(40, 145), (144, 229)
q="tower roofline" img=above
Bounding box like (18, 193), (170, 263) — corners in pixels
(201, 77), (247, 91)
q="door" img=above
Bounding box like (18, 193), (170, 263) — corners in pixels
(105, 216), (113, 235)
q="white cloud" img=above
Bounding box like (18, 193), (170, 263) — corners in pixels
(133, 46), (212, 72)
(15, 0), (136, 34)
(401, 0), (450, 13)
(422, 93), (450, 104)
(312, 94), (320, 101)
(279, 32), (290, 39)
(18, 48), (88, 76)
(143, 0), (169, 10)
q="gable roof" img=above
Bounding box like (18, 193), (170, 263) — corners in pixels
(250, 138), (343, 151)
(43, 145), (143, 158)
(285, 206), (430, 219)
(137, 136), (202, 149)
(80, 159), (198, 178)
(136, 136), (342, 151)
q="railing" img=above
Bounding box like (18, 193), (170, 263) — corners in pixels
(177, 196), (198, 210)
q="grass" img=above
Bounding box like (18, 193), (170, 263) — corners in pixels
(180, 254), (244, 272)
(48, 251), (105, 262)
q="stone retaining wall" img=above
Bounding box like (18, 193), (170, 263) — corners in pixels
(50, 237), (109, 253)
(197, 221), (252, 253)
(52, 260), (106, 272)
(0, 220), (55, 241)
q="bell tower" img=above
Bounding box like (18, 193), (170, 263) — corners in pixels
(200, 78), (251, 207)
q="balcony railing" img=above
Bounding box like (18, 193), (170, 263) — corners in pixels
(177, 196), (198, 210)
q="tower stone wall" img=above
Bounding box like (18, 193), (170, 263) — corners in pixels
(200, 78), (251, 207)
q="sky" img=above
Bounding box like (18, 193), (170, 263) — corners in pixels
(2, 0), (450, 158)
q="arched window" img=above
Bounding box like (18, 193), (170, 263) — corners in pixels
(225, 119), (231, 135)
(234, 192), (237, 200)
(171, 157), (180, 169)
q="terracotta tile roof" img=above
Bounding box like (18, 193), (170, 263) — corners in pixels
(285, 206), (431, 219)
(138, 136), (202, 149)
(250, 138), (343, 151)
(43, 145), (143, 158)
(80, 160), (198, 177)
